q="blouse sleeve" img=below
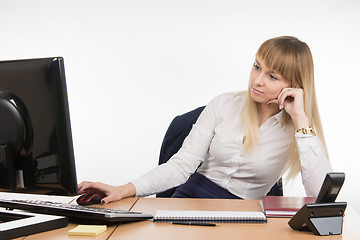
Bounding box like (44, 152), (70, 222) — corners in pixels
(295, 133), (333, 197)
(130, 94), (221, 197)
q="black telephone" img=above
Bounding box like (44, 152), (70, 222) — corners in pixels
(315, 172), (345, 203)
(288, 172), (347, 236)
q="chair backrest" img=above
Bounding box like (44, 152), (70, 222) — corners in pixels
(156, 106), (283, 197)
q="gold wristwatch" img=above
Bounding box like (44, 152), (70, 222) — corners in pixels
(295, 124), (316, 136)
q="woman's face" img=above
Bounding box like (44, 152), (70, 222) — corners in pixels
(250, 58), (291, 105)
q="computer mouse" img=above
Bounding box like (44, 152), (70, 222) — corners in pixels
(76, 193), (102, 206)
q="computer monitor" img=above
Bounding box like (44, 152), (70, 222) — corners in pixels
(0, 57), (78, 195)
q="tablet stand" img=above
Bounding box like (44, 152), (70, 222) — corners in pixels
(288, 202), (347, 236)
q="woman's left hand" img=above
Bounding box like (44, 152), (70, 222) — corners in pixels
(268, 87), (309, 128)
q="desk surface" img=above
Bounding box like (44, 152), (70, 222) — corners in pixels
(12, 197), (360, 240)
(113, 198), (359, 240)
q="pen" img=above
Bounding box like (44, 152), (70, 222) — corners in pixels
(172, 221), (216, 227)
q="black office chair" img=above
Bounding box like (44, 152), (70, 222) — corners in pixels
(156, 106), (283, 198)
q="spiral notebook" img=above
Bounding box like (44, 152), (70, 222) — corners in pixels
(153, 210), (267, 223)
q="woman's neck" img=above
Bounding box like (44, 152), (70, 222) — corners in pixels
(257, 102), (281, 127)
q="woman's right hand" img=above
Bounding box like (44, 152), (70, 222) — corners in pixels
(77, 181), (136, 204)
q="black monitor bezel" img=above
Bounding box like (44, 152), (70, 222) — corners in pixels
(0, 57), (77, 196)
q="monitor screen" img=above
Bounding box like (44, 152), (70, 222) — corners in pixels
(0, 57), (77, 195)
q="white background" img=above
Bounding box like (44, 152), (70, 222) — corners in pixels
(1, 0), (359, 213)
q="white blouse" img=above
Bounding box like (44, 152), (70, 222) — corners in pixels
(131, 92), (333, 199)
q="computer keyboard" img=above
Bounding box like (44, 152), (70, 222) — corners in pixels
(0, 199), (153, 224)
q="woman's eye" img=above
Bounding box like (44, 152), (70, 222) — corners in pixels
(270, 74), (278, 80)
(254, 64), (260, 70)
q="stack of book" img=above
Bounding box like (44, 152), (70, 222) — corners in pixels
(261, 196), (316, 217)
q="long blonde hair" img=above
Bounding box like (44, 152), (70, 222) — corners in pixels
(242, 36), (328, 179)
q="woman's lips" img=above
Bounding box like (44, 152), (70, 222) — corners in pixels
(252, 87), (264, 94)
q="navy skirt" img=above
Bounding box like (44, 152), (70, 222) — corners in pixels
(171, 173), (242, 199)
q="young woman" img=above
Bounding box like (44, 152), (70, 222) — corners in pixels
(78, 36), (332, 204)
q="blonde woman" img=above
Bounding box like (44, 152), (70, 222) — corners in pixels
(78, 36), (332, 204)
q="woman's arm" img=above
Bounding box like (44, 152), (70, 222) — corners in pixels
(272, 87), (333, 196)
(295, 133), (333, 197)
(77, 94), (224, 203)
(130, 97), (220, 197)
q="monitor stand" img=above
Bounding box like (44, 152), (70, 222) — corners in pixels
(0, 144), (16, 190)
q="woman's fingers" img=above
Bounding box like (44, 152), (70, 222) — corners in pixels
(277, 88), (291, 109)
(78, 181), (106, 196)
(267, 88), (304, 114)
(267, 98), (279, 105)
(278, 88), (303, 110)
(77, 181), (91, 193)
(101, 195), (116, 205)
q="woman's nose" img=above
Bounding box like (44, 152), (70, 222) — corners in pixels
(254, 73), (265, 86)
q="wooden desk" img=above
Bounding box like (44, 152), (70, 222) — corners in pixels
(14, 197), (359, 239)
(112, 198), (359, 240)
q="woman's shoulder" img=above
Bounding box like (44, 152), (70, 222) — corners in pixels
(205, 91), (246, 116)
(210, 91), (246, 105)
